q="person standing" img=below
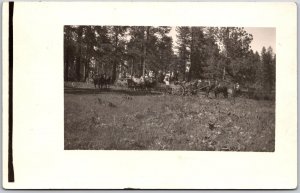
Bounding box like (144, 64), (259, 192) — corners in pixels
(164, 74), (170, 86)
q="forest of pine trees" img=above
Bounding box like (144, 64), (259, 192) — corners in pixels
(64, 26), (276, 92)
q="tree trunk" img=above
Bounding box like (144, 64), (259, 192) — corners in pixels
(140, 56), (143, 77)
(85, 46), (92, 82)
(142, 27), (150, 77)
(76, 28), (83, 81)
(131, 58), (134, 76)
(188, 27), (194, 82)
(64, 51), (69, 81)
(76, 56), (81, 81)
(112, 62), (117, 81)
(64, 61), (68, 81)
(112, 28), (119, 82)
(84, 60), (89, 82)
(66, 64), (69, 81)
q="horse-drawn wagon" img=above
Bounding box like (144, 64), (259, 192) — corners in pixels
(115, 75), (242, 99)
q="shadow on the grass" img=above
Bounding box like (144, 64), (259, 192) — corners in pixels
(64, 86), (163, 96)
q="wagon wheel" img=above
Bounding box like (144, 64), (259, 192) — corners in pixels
(172, 85), (185, 96)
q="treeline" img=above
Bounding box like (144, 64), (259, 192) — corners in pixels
(64, 26), (174, 82)
(64, 26), (276, 91)
(176, 27), (276, 91)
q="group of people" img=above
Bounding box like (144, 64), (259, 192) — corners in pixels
(158, 71), (179, 85)
(126, 74), (157, 90)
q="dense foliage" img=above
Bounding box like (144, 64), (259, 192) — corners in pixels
(64, 26), (276, 91)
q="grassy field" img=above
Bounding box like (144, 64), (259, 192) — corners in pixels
(64, 84), (275, 151)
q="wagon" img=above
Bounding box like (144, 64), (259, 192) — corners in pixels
(155, 82), (185, 96)
(155, 80), (212, 96)
(177, 80), (211, 96)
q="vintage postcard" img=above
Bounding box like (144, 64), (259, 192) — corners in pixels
(2, 2), (297, 189)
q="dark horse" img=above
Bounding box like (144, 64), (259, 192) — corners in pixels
(126, 78), (136, 89)
(206, 81), (228, 98)
(93, 74), (112, 89)
(144, 77), (157, 90)
(214, 85), (229, 98)
(206, 80), (241, 99)
(102, 75), (112, 89)
(93, 74), (102, 89)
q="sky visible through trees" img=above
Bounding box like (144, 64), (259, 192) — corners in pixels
(169, 27), (276, 54)
(64, 26), (276, 92)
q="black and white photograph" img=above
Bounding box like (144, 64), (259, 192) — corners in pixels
(3, 2), (297, 189)
(64, 26), (276, 151)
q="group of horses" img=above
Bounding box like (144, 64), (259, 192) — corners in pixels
(93, 74), (112, 89)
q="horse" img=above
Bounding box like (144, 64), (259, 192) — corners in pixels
(102, 74), (112, 89)
(214, 85), (229, 98)
(127, 78), (136, 89)
(93, 74), (102, 89)
(106, 76), (112, 88)
(205, 80), (229, 98)
(93, 74), (111, 89)
(144, 77), (157, 90)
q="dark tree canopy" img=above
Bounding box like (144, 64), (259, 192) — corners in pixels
(64, 25), (275, 92)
